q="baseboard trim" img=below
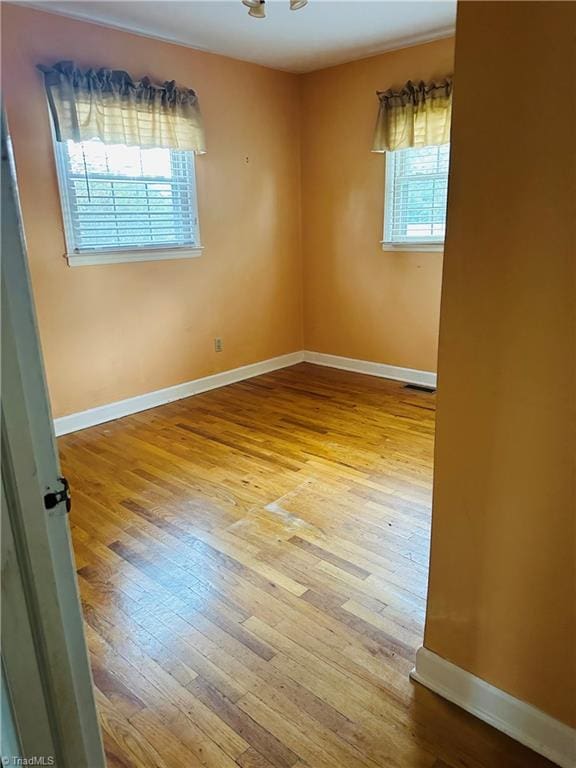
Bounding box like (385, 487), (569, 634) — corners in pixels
(53, 350), (437, 436)
(303, 351), (437, 388)
(53, 351), (304, 436)
(411, 647), (576, 768)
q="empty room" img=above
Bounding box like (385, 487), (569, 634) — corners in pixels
(1, 2), (574, 768)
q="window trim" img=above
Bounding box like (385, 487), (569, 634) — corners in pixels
(52, 138), (203, 267)
(65, 246), (204, 267)
(380, 241), (444, 253)
(382, 145), (447, 252)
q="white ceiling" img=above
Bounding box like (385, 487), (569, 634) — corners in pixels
(23, 0), (456, 73)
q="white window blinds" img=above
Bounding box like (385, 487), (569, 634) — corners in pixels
(55, 139), (199, 254)
(384, 143), (449, 246)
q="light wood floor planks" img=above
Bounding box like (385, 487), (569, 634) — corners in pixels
(59, 363), (554, 768)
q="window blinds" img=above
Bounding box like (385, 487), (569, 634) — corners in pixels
(55, 139), (199, 253)
(384, 143), (449, 245)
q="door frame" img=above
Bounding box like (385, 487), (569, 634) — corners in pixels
(1, 112), (105, 767)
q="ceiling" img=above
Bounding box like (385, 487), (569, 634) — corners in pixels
(23, 0), (456, 73)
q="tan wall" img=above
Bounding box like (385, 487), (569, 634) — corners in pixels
(425, 1), (576, 727)
(1, 6), (452, 418)
(300, 39), (454, 373)
(1, 4), (303, 418)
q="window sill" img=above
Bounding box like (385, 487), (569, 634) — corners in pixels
(381, 241), (444, 253)
(66, 246), (204, 267)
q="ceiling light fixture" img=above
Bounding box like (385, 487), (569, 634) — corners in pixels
(242, 0), (308, 19)
(249, 1), (266, 18)
(242, 0), (265, 17)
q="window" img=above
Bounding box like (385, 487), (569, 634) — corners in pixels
(383, 143), (449, 251)
(54, 139), (202, 266)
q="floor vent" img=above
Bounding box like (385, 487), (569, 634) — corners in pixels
(404, 383), (436, 393)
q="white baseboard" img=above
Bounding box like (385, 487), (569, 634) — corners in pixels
(411, 647), (576, 768)
(303, 351), (437, 388)
(53, 350), (437, 436)
(53, 351), (304, 436)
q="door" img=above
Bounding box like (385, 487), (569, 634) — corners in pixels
(1, 113), (105, 767)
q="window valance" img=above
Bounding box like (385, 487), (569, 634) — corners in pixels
(38, 60), (206, 153)
(372, 78), (452, 152)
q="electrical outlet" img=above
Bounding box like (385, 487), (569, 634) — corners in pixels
(214, 337), (223, 353)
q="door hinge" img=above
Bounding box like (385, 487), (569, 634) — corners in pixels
(44, 477), (71, 513)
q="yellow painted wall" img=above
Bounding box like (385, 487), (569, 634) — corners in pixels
(1, 4), (303, 418)
(425, 1), (576, 727)
(300, 38), (455, 373)
(1, 5), (453, 419)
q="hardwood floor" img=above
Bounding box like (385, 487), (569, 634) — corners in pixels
(59, 363), (554, 768)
